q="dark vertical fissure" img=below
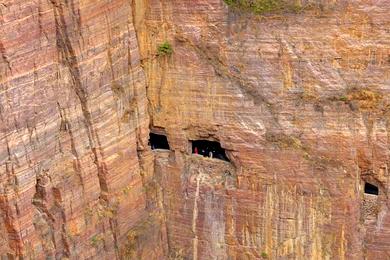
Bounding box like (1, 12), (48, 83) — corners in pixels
(50, 0), (109, 197)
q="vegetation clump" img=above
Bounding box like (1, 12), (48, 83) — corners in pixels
(157, 41), (173, 56)
(331, 88), (382, 110)
(223, 0), (302, 14)
(265, 132), (303, 150)
(261, 252), (269, 259)
(347, 89), (382, 110)
(90, 234), (104, 247)
(338, 95), (348, 102)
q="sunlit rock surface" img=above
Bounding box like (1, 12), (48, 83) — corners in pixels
(0, 0), (162, 259)
(1, 0), (390, 259)
(136, 0), (390, 259)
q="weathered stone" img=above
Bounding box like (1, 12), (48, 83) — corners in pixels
(0, 0), (160, 258)
(135, 0), (390, 259)
(1, 0), (390, 259)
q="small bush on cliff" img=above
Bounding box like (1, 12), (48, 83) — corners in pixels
(224, 0), (302, 14)
(330, 88), (383, 110)
(157, 41), (173, 56)
(347, 89), (382, 110)
(90, 234), (104, 247)
(338, 95), (348, 102)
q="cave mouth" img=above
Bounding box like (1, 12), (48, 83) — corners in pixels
(364, 182), (379, 195)
(149, 133), (170, 150)
(191, 140), (229, 162)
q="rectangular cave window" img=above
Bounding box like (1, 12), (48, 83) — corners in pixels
(191, 140), (229, 162)
(149, 133), (170, 150)
(364, 182), (379, 195)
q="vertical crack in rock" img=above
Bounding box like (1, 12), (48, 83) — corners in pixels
(0, 158), (20, 255)
(0, 106), (17, 255)
(37, 1), (49, 42)
(50, 1), (124, 256)
(31, 174), (57, 258)
(0, 196), (20, 255)
(56, 102), (85, 192)
(129, 0), (150, 191)
(0, 139), (23, 255)
(0, 4), (11, 75)
(50, 0), (109, 198)
(0, 41), (11, 73)
(53, 187), (72, 256)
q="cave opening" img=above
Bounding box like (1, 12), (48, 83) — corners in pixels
(364, 182), (379, 195)
(149, 133), (170, 150)
(191, 140), (229, 162)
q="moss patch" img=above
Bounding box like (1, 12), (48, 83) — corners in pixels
(157, 41), (173, 56)
(90, 234), (104, 248)
(224, 0), (303, 14)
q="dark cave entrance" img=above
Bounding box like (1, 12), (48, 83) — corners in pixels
(364, 182), (379, 195)
(149, 133), (170, 150)
(191, 140), (229, 162)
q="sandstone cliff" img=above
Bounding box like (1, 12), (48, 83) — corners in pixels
(1, 0), (390, 259)
(0, 0), (162, 258)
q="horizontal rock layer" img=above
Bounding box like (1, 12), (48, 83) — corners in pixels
(136, 0), (390, 259)
(0, 0), (162, 259)
(1, 0), (390, 259)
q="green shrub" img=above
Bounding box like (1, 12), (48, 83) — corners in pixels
(339, 95), (348, 102)
(261, 252), (269, 258)
(90, 234), (104, 247)
(224, 0), (302, 14)
(157, 42), (173, 56)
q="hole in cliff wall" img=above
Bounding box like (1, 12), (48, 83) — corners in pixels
(149, 133), (170, 150)
(364, 182), (379, 195)
(191, 140), (229, 162)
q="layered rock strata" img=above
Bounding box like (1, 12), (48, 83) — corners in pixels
(135, 0), (390, 259)
(0, 0), (163, 259)
(1, 0), (390, 259)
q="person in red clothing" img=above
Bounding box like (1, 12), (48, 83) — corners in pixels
(194, 147), (198, 154)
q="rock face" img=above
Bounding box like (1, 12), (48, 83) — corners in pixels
(1, 0), (390, 259)
(135, 0), (390, 259)
(0, 0), (163, 259)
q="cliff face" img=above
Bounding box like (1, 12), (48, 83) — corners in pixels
(136, 0), (390, 259)
(0, 0), (163, 259)
(1, 0), (390, 259)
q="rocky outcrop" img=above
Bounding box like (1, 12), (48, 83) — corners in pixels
(1, 0), (390, 259)
(135, 0), (390, 259)
(0, 0), (162, 258)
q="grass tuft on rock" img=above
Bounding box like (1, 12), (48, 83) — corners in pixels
(261, 251), (269, 258)
(157, 41), (173, 56)
(347, 89), (382, 110)
(224, 0), (302, 14)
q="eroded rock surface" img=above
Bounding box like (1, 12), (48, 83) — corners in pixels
(136, 0), (390, 259)
(0, 0), (162, 259)
(1, 0), (390, 259)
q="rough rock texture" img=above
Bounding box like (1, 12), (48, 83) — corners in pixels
(135, 0), (390, 259)
(1, 0), (390, 259)
(0, 0), (164, 259)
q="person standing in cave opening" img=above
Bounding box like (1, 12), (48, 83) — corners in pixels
(194, 147), (198, 154)
(205, 146), (210, 157)
(209, 151), (213, 158)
